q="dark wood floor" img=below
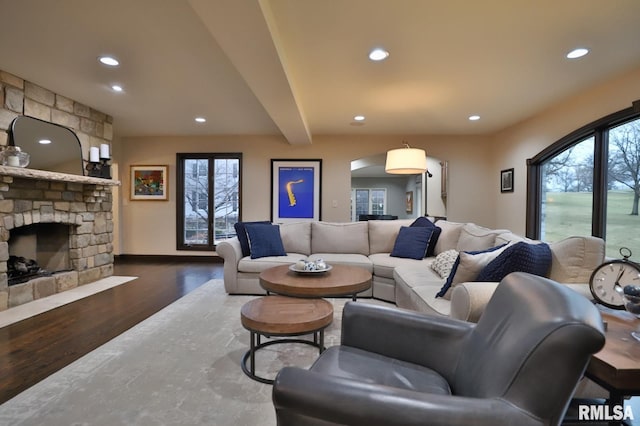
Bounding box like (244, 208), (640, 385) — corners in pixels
(0, 258), (223, 404)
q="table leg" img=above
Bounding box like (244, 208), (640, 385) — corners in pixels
(250, 331), (256, 375)
(319, 330), (325, 354)
(607, 392), (631, 426)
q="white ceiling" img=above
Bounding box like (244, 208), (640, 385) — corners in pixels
(1, 0), (640, 143)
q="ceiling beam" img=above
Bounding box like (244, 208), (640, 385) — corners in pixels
(188, 0), (312, 144)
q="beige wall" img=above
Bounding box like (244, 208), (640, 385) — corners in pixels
(117, 64), (640, 256)
(491, 66), (640, 235)
(117, 134), (491, 255)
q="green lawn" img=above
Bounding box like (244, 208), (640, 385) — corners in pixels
(543, 191), (640, 259)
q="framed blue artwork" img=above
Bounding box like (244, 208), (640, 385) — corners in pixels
(271, 159), (322, 222)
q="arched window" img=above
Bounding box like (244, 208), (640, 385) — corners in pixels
(527, 103), (640, 258)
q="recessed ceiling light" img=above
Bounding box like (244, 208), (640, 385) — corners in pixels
(111, 85), (123, 92)
(566, 48), (589, 59)
(368, 48), (389, 61)
(195, 117), (206, 123)
(354, 115), (366, 121)
(39, 139), (52, 144)
(469, 115), (481, 121)
(99, 56), (119, 66)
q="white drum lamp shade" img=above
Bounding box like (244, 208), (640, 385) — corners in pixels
(385, 146), (427, 174)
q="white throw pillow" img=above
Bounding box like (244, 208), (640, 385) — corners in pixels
(430, 249), (459, 279)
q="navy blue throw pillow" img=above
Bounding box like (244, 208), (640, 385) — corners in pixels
(245, 224), (286, 259)
(476, 242), (552, 282)
(234, 221), (271, 257)
(390, 226), (434, 260)
(410, 217), (441, 257)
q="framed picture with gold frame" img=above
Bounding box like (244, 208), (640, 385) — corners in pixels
(130, 165), (169, 200)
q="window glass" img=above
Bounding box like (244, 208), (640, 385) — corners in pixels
(370, 189), (385, 215)
(540, 137), (594, 242)
(183, 159), (209, 246)
(354, 189), (369, 218)
(606, 118), (640, 257)
(352, 188), (386, 220)
(213, 158), (240, 244)
(177, 154), (241, 250)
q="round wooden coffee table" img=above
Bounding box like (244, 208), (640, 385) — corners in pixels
(259, 264), (372, 300)
(240, 295), (333, 384)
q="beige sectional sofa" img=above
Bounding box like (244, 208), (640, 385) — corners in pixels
(217, 219), (605, 322)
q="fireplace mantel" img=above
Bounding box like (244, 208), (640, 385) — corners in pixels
(0, 166), (120, 186)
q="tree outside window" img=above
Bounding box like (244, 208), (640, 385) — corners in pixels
(177, 153), (242, 250)
(529, 108), (640, 258)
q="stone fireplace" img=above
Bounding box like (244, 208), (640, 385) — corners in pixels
(0, 166), (118, 310)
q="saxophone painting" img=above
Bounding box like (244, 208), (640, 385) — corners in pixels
(285, 179), (304, 206)
(273, 160), (320, 220)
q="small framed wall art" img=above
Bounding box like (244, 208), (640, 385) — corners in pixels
(271, 159), (322, 222)
(500, 168), (514, 193)
(130, 165), (169, 201)
(406, 191), (413, 213)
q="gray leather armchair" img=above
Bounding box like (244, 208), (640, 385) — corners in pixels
(272, 272), (605, 426)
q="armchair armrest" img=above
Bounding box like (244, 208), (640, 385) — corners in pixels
(450, 281), (499, 323)
(341, 302), (473, 378)
(273, 367), (542, 426)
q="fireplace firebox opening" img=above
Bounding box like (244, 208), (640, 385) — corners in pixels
(8, 223), (72, 286)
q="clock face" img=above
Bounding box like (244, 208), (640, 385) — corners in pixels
(590, 261), (640, 309)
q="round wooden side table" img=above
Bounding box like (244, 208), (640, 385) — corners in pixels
(240, 295), (333, 384)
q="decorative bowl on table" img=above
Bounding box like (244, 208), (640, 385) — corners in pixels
(622, 285), (640, 341)
(289, 259), (332, 275)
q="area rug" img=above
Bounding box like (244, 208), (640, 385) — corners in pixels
(0, 275), (138, 329)
(0, 279), (389, 426)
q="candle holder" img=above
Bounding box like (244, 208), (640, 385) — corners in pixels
(1, 146), (30, 167)
(86, 159), (111, 179)
(87, 146), (112, 179)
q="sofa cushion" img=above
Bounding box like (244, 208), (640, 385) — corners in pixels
(456, 223), (508, 252)
(410, 217), (441, 257)
(476, 241), (552, 282)
(279, 221), (312, 255)
(238, 253), (308, 273)
(495, 231), (538, 246)
(430, 249), (459, 279)
(311, 222), (369, 255)
(234, 220), (271, 257)
(436, 243), (511, 299)
(245, 224), (286, 259)
(369, 253), (432, 279)
(390, 226), (434, 260)
(394, 266), (450, 316)
(308, 253), (373, 272)
(368, 219), (413, 254)
(433, 221), (465, 254)
(548, 236), (605, 283)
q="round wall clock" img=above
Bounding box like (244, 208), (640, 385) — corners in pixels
(589, 247), (640, 310)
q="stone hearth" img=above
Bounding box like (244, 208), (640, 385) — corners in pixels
(0, 166), (119, 310)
